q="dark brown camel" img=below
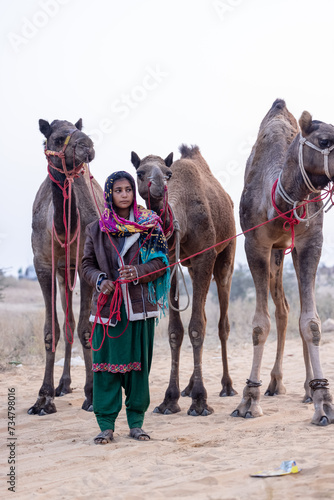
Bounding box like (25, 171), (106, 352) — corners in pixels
(28, 119), (104, 415)
(131, 145), (236, 416)
(232, 99), (334, 425)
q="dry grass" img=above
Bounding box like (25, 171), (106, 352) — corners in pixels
(0, 277), (82, 370)
(1, 272), (331, 371)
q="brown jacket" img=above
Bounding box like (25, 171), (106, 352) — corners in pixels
(82, 219), (167, 324)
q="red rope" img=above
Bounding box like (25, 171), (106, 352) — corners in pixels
(271, 178), (334, 254)
(121, 187), (334, 283)
(271, 178), (306, 254)
(86, 171), (334, 351)
(87, 170), (163, 350)
(89, 280), (127, 351)
(146, 181), (174, 238)
(46, 134), (84, 352)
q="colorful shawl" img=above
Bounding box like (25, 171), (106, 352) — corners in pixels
(99, 171), (170, 313)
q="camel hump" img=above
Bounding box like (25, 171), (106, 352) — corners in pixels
(271, 98), (286, 111)
(179, 144), (200, 159)
(259, 98), (296, 130)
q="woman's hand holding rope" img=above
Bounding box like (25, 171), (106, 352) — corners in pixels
(100, 266), (137, 296)
(118, 265), (137, 281)
(100, 279), (116, 295)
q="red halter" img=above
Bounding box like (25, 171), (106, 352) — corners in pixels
(45, 131), (85, 352)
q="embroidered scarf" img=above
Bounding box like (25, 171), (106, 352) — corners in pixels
(99, 171), (170, 314)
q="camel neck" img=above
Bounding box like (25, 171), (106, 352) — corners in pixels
(51, 176), (78, 236)
(148, 199), (171, 229)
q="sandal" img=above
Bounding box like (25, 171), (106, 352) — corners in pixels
(94, 429), (114, 444)
(129, 427), (150, 441)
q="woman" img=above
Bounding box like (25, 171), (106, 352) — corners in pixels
(82, 171), (169, 444)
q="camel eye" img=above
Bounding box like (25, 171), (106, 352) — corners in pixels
(319, 138), (330, 148)
(136, 170), (144, 181)
(166, 171), (172, 180)
(55, 136), (65, 146)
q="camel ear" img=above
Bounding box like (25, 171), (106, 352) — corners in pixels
(39, 119), (52, 138)
(75, 119), (83, 131)
(299, 111), (314, 135)
(131, 151), (141, 169)
(164, 152), (173, 167)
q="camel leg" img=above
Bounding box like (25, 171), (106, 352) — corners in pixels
(77, 270), (93, 411)
(291, 247), (314, 403)
(184, 252), (216, 416)
(231, 241), (271, 418)
(28, 262), (60, 415)
(213, 243), (237, 397)
(153, 270), (184, 414)
(55, 268), (75, 397)
(292, 238), (334, 425)
(265, 249), (289, 396)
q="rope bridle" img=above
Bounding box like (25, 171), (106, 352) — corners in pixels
(45, 129), (86, 179)
(146, 178), (190, 312)
(45, 130), (87, 351)
(272, 134), (334, 253)
(299, 135), (334, 183)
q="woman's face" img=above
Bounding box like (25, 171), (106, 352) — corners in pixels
(112, 178), (134, 212)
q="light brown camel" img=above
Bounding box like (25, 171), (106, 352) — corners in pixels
(232, 99), (334, 426)
(131, 145), (236, 416)
(28, 118), (104, 415)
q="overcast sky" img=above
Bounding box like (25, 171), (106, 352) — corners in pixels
(2, 0), (334, 276)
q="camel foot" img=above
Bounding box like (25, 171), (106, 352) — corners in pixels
(153, 402), (181, 414)
(129, 428), (150, 441)
(94, 429), (113, 444)
(264, 389), (277, 396)
(231, 408), (254, 418)
(311, 389), (334, 426)
(55, 382), (72, 397)
(264, 379), (286, 396)
(220, 377), (238, 397)
(181, 383), (192, 397)
(303, 395), (313, 404)
(187, 404), (213, 417)
(231, 385), (263, 418)
(28, 396), (56, 416)
(316, 416), (329, 427)
(82, 398), (93, 412)
(231, 407), (262, 419)
(219, 387), (238, 397)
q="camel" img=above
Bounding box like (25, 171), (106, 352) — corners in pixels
(28, 118), (104, 415)
(232, 99), (334, 426)
(131, 145), (236, 416)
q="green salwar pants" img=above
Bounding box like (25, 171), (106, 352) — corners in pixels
(93, 368), (150, 431)
(92, 307), (155, 432)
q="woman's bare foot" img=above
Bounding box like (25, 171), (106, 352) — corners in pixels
(94, 429), (114, 444)
(129, 428), (150, 441)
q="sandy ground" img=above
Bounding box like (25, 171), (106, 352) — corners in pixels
(1, 282), (334, 499)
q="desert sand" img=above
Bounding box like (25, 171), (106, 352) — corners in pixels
(1, 280), (334, 499)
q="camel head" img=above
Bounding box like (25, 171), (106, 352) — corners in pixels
(299, 111), (334, 181)
(39, 119), (95, 175)
(131, 151), (173, 202)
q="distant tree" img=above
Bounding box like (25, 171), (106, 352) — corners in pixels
(0, 269), (6, 301)
(230, 264), (254, 301)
